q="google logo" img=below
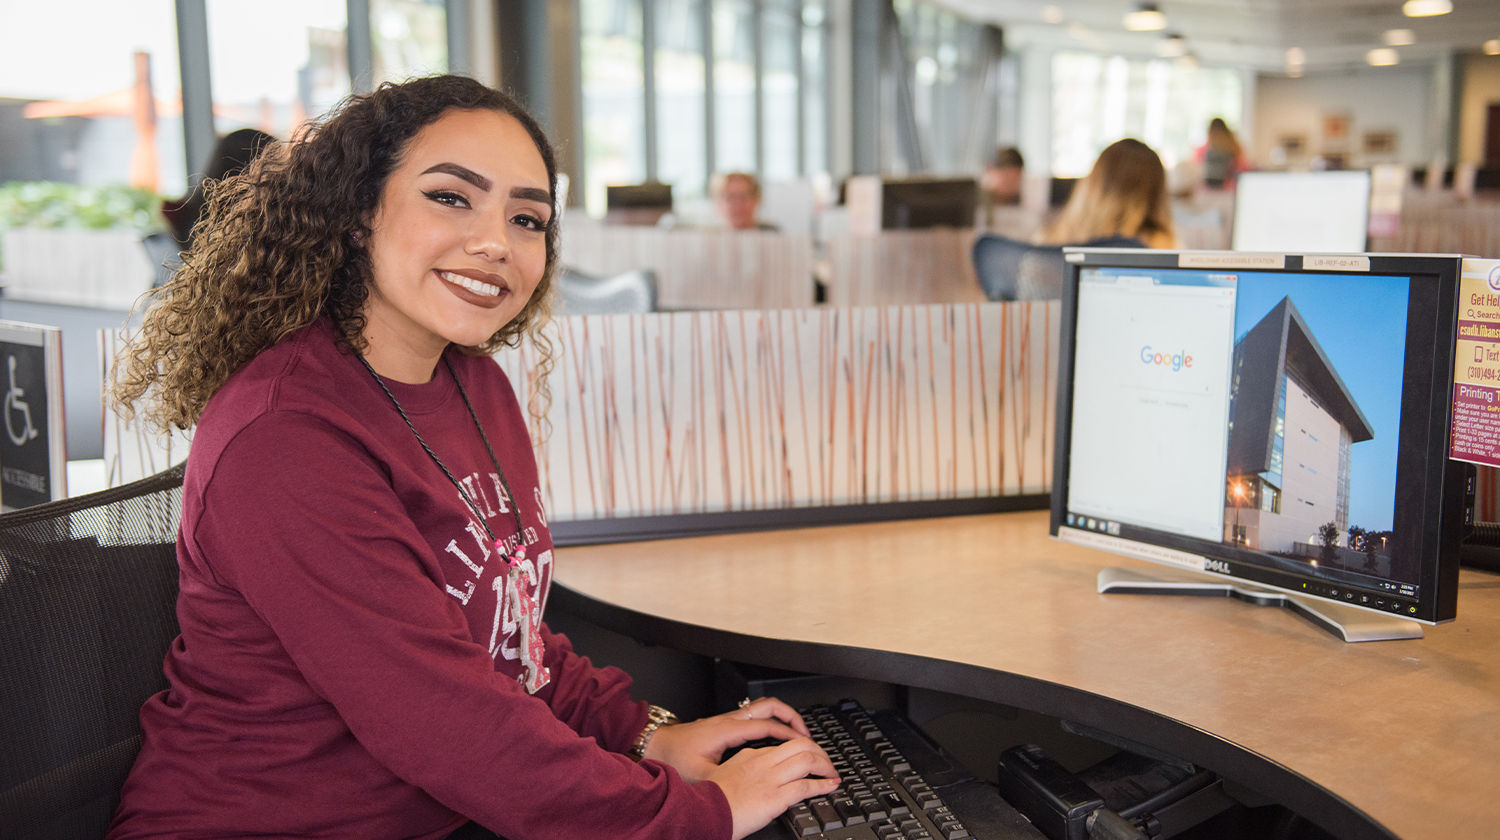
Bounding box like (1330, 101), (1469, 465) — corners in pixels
(1140, 346), (1193, 371)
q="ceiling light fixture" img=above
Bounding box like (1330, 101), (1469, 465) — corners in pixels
(1042, 5), (1065, 24)
(1383, 29), (1416, 46)
(1156, 33), (1188, 57)
(1123, 3), (1169, 32)
(1486, 40), (1500, 55)
(1367, 47), (1401, 66)
(1285, 47), (1305, 65)
(1402, 0), (1452, 17)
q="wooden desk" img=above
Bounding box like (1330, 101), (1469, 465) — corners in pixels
(553, 510), (1500, 840)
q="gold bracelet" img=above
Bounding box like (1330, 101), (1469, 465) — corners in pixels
(628, 705), (679, 761)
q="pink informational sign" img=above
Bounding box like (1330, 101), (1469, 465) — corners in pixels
(1451, 259), (1500, 467)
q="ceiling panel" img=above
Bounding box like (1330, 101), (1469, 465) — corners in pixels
(935, 0), (1500, 69)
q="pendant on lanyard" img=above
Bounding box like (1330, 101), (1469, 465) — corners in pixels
(507, 557), (551, 693)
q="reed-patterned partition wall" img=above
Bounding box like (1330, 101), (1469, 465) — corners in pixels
(493, 301), (1059, 522)
(105, 302), (1061, 526)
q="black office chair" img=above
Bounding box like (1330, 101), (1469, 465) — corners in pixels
(972, 234), (1063, 301)
(139, 231), (182, 289)
(0, 464), (186, 840)
(972, 235), (1145, 301)
(556, 267), (659, 315)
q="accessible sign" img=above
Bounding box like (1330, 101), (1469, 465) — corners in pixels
(0, 321), (66, 509)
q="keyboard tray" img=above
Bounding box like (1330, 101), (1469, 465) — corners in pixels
(745, 700), (1046, 840)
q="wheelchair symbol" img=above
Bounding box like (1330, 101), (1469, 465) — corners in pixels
(5, 356), (39, 447)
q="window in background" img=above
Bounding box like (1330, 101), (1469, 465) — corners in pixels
(0, 0), (185, 196)
(713, 0), (756, 175)
(580, 0), (836, 216)
(1051, 51), (1242, 178)
(761, 0), (798, 181)
(801, 0), (828, 178)
(207, 0), (348, 141)
(371, 0), (448, 85)
(655, 0), (707, 201)
(894, 0), (999, 176)
(582, 0), (647, 216)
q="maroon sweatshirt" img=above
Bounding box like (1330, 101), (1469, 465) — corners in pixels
(108, 318), (731, 840)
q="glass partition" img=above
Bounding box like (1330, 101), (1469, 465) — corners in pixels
(0, 0), (184, 196)
(1051, 51), (1243, 177)
(761, 0), (799, 182)
(654, 0), (708, 201)
(712, 0), (756, 175)
(801, 0), (828, 178)
(207, 0), (349, 140)
(582, 0), (647, 216)
(371, 0), (448, 84)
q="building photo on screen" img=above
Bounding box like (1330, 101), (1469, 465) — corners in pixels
(1221, 272), (1412, 590)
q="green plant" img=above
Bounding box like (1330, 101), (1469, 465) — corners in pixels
(0, 181), (165, 273)
(0, 181), (164, 233)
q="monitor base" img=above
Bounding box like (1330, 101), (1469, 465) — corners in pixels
(1097, 566), (1423, 643)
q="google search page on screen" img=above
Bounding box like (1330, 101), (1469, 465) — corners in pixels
(1068, 272), (1238, 540)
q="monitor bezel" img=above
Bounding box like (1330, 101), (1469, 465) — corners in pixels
(1050, 249), (1466, 625)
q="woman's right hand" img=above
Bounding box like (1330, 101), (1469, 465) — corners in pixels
(704, 737), (840, 840)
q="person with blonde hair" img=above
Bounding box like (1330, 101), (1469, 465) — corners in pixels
(107, 75), (836, 840)
(1036, 138), (1179, 250)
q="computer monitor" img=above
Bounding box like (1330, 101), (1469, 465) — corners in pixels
(880, 178), (977, 229)
(605, 182), (673, 226)
(1232, 171), (1371, 252)
(1051, 249), (1467, 640)
(1048, 177), (1078, 209)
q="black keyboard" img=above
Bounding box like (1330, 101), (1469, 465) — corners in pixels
(749, 700), (1046, 840)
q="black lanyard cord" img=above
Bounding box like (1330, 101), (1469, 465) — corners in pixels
(357, 352), (529, 565)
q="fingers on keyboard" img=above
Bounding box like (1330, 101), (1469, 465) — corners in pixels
(778, 701), (974, 840)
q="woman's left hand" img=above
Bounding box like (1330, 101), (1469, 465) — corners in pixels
(641, 697), (814, 783)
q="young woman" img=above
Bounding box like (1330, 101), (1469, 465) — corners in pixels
(1198, 117), (1244, 190)
(107, 75), (837, 840)
(1035, 138), (1179, 250)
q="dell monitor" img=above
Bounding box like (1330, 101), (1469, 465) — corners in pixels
(1051, 248), (1467, 641)
(1232, 171), (1372, 253)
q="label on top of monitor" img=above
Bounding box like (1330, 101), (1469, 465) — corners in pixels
(1178, 252), (1285, 269)
(1304, 255), (1371, 272)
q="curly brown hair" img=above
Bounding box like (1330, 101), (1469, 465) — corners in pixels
(111, 75), (560, 432)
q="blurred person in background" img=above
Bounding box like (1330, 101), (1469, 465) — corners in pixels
(145, 128), (276, 287)
(980, 146), (1026, 229)
(713, 172), (777, 231)
(163, 128), (277, 245)
(1197, 117), (1245, 190)
(1035, 138), (1179, 250)
(981, 146), (1025, 208)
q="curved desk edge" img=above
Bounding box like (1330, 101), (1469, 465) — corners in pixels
(551, 582), (1398, 840)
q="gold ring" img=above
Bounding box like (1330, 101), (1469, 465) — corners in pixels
(738, 697), (752, 708)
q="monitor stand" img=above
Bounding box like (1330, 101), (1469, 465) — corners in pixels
(1097, 566), (1423, 643)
